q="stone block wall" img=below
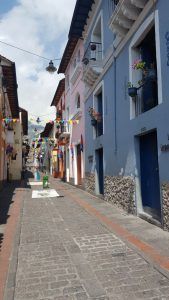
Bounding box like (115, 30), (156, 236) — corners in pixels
(84, 172), (95, 194)
(162, 183), (169, 230)
(104, 176), (136, 214)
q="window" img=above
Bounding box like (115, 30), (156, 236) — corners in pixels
(66, 74), (69, 89)
(73, 58), (76, 69)
(138, 26), (158, 113)
(95, 91), (103, 137)
(93, 83), (104, 138)
(129, 12), (162, 119)
(91, 12), (103, 61)
(77, 95), (80, 109)
(75, 93), (80, 109)
(77, 50), (80, 62)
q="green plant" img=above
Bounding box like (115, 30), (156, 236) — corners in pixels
(88, 107), (102, 121)
(127, 82), (133, 88)
(132, 59), (146, 70)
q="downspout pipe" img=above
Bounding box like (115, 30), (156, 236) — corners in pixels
(113, 50), (117, 154)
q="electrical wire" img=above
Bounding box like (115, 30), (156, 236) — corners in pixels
(0, 40), (61, 61)
(29, 113), (55, 117)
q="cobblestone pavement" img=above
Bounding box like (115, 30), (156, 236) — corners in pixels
(3, 178), (169, 300)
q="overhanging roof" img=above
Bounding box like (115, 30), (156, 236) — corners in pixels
(58, 0), (94, 74)
(58, 38), (78, 74)
(51, 78), (65, 106)
(68, 0), (95, 39)
(40, 122), (53, 138)
(2, 61), (19, 118)
(20, 107), (28, 136)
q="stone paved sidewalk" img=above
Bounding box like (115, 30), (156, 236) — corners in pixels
(3, 176), (169, 300)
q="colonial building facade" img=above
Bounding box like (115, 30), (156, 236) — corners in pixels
(61, 0), (169, 230)
(46, 0), (169, 231)
(0, 55), (27, 186)
(58, 34), (85, 186)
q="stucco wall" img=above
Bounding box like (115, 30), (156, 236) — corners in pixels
(9, 122), (22, 180)
(84, 0), (169, 228)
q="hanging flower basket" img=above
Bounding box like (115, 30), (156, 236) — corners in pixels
(82, 57), (89, 65)
(90, 44), (96, 51)
(128, 87), (138, 97)
(91, 119), (97, 126)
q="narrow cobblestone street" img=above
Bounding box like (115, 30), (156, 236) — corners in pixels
(1, 173), (169, 300)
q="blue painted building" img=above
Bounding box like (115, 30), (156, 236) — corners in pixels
(67, 0), (169, 230)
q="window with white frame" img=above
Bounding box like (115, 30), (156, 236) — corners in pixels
(93, 83), (103, 138)
(75, 93), (80, 110)
(91, 12), (103, 61)
(129, 12), (162, 119)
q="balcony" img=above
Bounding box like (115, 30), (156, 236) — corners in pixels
(70, 62), (82, 85)
(60, 124), (70, 138)
(82, 42), (103, 86)
(109, 0), (148, 47)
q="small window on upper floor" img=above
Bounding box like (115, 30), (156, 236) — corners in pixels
(73, 58), (76, 69)
(77, 95), (80, 109)
(77, 50), (80, 62)
(66, 74), (69, 89)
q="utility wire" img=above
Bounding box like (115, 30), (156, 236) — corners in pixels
(0, 40), (61, 61)
(29, 113), (55, 117)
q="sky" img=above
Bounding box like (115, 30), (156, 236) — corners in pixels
(0, 0), (76, 124)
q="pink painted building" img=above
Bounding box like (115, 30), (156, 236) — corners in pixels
(58, 39), (85, 186)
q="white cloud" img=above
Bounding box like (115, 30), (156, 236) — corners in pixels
(0, 0), (76, 123)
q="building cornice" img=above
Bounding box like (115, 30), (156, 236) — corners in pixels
(82, 0), (102, 42)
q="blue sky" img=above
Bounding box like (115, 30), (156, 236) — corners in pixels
(0, 0), (76, 122)
(0, 0), (17, 15)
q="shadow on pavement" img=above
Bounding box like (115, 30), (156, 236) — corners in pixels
(0, 181), (20, 225)
(0, 169), (34, 227)
(24, 170), (34, 179)
(0, 168), (35, 254)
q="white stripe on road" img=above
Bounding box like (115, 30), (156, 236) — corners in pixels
(27, 182), (43, 186)
(32, 189), (60, 198)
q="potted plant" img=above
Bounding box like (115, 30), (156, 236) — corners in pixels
(88, 107), (102, 126)
(132, 59), (146, 70)
(91, 119), (97, 126)
(90, 43), (96, 51)
(128, 58), (155, 97)
(82, 57), (89, 65)
(127, 82), (138, 97)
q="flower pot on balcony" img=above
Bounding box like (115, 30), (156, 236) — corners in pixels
(128, 87), (137, 97)
(91, 119), (97, 126)
(90, 44), (96, 51)
(82, 57), (89, 65)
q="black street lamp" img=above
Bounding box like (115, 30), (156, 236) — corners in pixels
(46, 60), (57, 73)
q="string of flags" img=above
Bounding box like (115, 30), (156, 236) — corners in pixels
(29, 117), (80, 125)
(32, 138), (55, 142)
(56, 120), (79, 125)
(2, 118), (20, 123)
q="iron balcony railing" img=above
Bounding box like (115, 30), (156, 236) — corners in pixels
(82, 42), (102, 66)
